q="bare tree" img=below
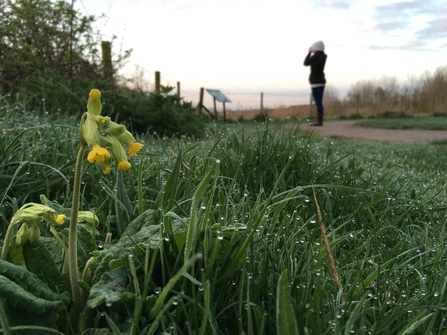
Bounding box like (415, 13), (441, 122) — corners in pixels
(322, 85), (340, 115)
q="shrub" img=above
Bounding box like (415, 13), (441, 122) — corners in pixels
(103, 86), (209, 138)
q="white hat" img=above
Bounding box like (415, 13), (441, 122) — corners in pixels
(310, 41), (325, 52)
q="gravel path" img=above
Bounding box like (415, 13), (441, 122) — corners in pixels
(304, 120), (447, 143)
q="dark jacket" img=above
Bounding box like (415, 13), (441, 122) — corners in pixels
(304, 51), (327, 84)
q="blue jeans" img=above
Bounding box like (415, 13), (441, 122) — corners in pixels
(312, 86), (325, 115)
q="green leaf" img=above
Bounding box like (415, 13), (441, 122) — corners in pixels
(91, 253), (114, 286)
(87, 267), (133, 309)
(60, 224), (96, 266)
(149, 254), (199, 320)
(276, 271), (298, 335)
(114, 171), (133, 235)
(0, 259), (64, 304)
(121, 209), (156, 238)
(22, 238), (70, 295)
(184, 166), (213, 263)
(155, 153), (182, 215)
(0, 275), (62, 314)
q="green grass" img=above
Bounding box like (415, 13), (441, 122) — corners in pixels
(2, 102), (447, 334)
(353, 116), (447, 130)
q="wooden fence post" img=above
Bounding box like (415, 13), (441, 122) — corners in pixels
(198, 88), (204, 115)
(223, 102), (227, 121)
(101, 41), (113, 81)
(260, 92), (264, 116)
(177, 81), (180, 96)
(213, 98), (218, 120)
(155, 71), (160, 93)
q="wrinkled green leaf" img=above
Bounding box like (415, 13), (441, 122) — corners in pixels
(87, 267), (133, 309)
(0, 259), (64, 304)
(61, 224), (96, 266)
(22, 238), (70, 294)
(121, 209), (156, 238)
(91, 253), (114, 286)
(0, 275), (62, 314)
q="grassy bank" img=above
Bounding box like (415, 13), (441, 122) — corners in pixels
(1, 102), (447, 334)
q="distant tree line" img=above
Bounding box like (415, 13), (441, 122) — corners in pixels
(0, 0), (207, 137)
(324, 65), (447, 115)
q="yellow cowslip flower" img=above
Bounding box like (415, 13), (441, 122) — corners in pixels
(81, 89), (141, 173)
(12, 203), (57, 225)
(89, 89), (101, 100)
(105, 121), (143, 157)
(118, 161), (131, 171)
(87, 89), (102, 115)
(128, 142), (144, 156)
(87, 144), (111, 163)
(98, 160), (111, 174)
(117, 130), (143, 156)
(104, 135), (131, 171)
(55, 214), (66, 225)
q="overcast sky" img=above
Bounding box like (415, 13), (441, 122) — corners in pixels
(75, 0), (447, 109)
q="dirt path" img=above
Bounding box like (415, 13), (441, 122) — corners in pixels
(304, 120), (447, 143)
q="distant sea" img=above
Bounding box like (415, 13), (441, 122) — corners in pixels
(182, 89), (312, 111)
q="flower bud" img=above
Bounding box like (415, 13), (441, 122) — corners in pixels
(107, 135), (131, 171)
(87, 89), (102, 115)
(106, 121), (127, 136)
(28, 223), (41, 244)
(78, 211), (99, 226)
(15, 224), (29, 247)
(116, 130), (143, 156)
(81, 114), (101, 148)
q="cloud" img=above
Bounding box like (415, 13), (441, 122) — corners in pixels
(366, 1), (447, 51)
(416, 16), (447, 39)
(374, 1), (430, 19)
(373, 21), (408, 32)
(311, 0), (352, 9)
(369, 40), (430, 51)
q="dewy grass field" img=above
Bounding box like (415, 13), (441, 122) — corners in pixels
(1, 92), (447, 334)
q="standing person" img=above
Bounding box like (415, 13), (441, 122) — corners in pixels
(304, 40), (327, 126)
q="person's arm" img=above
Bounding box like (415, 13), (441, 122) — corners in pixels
(304, 52), (312, 66)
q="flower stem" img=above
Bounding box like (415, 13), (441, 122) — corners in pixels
(1, 223), (15, 260)
(69, 143), (87, 318)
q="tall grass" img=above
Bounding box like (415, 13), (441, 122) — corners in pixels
(1, 99), (447, 334)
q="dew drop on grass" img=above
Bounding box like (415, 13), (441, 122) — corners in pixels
(217, 231), (223, 240)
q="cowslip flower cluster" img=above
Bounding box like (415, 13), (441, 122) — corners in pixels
(10, 203), (65, 248)
(81, 89), (144, 174)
